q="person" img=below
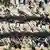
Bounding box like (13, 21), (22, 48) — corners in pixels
(4, 9), (10, 17)
(19, 0), (25, 5)
(44, 0), (48, 4)
(48, 24), (50, 32)
(39, 1), (44, 8)
(0, 0), (2, 4)
(3, 0), (10, 7)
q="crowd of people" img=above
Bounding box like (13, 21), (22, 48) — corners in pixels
(0, 36), (50, 50)
(0, 0), (50, 50)
(0, 20), (49, 34)
(0, 0), (50, 34)
(0, 0), (50, 17)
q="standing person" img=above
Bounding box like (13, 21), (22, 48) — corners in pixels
(0, 0), (4, 4)
(3, 0), (10, 7)
(25, 0), (28, 5)
(19, 0), (25, 5)
(31, 0), (34, 7)
(44, 0), (48, 4)
(0, 0), (1, 3)
(10, 0), (15, 6)
(15, 0), (19, 7)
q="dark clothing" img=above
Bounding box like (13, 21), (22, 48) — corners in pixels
(39, 1), (43, 7)
(44, 0), (48, 4)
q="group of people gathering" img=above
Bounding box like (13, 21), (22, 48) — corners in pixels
(0, 0), (50, 50)
(0, 35), (50, 50)
(0, 0), (50, 17)
(0, 19), (50, 34)
(0, 0), (50, 34)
